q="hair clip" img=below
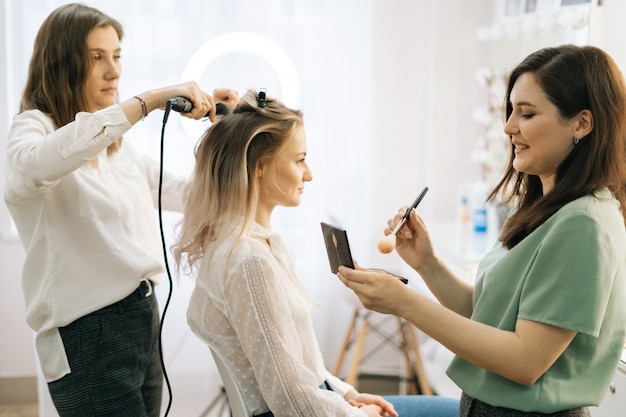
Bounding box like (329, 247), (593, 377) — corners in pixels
(257, 88), (267, 108)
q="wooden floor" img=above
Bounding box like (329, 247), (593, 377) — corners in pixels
(0, 404), (38, 417)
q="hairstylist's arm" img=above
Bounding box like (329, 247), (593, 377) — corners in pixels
(337, 265), (576, 386)
(119, 81), (216, 124)
(385, 208), (474, 317)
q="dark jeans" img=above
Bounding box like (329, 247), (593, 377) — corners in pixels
(460, 392), (591, 417)
(48, 279), (163, 417)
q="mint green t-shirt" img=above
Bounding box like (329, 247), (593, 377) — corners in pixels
(446, 189), (626, 413)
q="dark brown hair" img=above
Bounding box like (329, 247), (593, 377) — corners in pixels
(491, 45), (626, 248)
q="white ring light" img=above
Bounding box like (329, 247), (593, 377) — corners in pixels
(180, 31), (300, 140)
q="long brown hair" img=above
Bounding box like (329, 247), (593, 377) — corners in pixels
(490, 45), (626, 248)
(21, 3), (124, 154)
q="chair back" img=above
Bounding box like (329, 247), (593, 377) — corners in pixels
(210, 346), (253, 417)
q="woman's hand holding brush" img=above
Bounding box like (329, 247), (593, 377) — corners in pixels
(377, 187), (429, 254)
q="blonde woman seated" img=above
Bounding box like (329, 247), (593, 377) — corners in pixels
(174, 90), (459, 417)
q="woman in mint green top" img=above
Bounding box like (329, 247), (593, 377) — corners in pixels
(338, 44), (626, 416)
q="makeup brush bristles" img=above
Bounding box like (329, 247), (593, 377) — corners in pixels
(377, 234), (396, 254)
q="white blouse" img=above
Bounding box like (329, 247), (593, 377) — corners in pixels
(4, 106), (186, 381)
(187, 223), (367, 417)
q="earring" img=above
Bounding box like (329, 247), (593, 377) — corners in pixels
(573, 136), (580, 145)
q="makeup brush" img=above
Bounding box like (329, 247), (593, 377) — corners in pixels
(377, 187), (429, 254)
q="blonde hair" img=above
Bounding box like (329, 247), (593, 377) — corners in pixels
(173, 90), (303, 272)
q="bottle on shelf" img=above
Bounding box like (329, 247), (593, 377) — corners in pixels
(471, 180), (489, 234)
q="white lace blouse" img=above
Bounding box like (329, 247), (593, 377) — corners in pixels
(187, 222), (367, 417)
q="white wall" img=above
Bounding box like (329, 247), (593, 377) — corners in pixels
(596, 0), (626, 70)
(0, 0), (38, 379)
(363, 0), (491, 276)
(371, 0), (490, 222)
